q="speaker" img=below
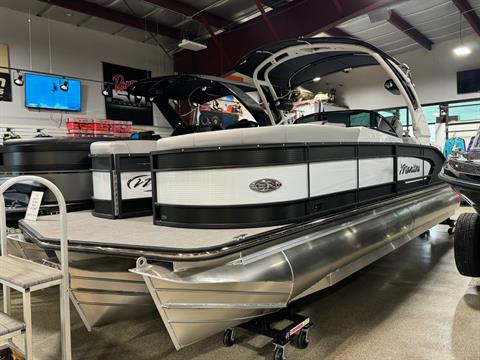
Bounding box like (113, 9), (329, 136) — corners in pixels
(199, 110), (223, 127)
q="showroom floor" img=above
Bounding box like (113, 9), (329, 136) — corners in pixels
(3, 208), (480, 360)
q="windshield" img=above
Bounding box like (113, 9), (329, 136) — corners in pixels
(295, 110), (399, 137)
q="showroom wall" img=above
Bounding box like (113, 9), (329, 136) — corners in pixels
(322, 33), (480, 110)
(0, 7), (173, 135)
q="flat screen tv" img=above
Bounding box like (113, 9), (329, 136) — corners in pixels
(25, 73), (81, 111)
(457, 69), (480, 94)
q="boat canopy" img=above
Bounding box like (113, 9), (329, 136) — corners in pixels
(234, 37), (401, 90)
(128, 74), (271, 128)
(234, 37), (430, 144)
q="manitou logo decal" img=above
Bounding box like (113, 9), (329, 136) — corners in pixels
(399, 164), (421, 175)
(127, 175), (152, 192)
(249, 178), (282, 193)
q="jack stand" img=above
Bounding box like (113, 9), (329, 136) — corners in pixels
(222, 309), (313, 360)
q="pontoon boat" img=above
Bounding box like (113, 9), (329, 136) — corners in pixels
(11, 38), (459, 351)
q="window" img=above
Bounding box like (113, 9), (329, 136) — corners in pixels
(448, 100), (480, 122)
(378, 108), (408, 126)
(421, 105), (440, 124)
(350, 112), (371, 127)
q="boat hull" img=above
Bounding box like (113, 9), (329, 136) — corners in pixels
(5, 237), (156, 330)
(132, 185), (460, 350)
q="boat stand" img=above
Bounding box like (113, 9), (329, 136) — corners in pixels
(0, 176), (72, 360)
(223, 308), (313, 360)
(441, 218), (456, 235)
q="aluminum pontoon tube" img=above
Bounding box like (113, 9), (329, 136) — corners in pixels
(132, 185), (460, 350)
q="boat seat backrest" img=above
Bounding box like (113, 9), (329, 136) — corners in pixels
(156, 123), (402, 151)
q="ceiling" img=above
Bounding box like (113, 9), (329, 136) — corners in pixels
(0, 0), (479, 57)
(0, 0), (265, 53)
(333, 0), (480, 55)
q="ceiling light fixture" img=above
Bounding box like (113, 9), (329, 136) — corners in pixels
(13, 70), (24, 86)
(60, 80), (69, 91)
(312, 77), (321, 82)
(454, 11), (471, 57)
(453, 46), (471, 56)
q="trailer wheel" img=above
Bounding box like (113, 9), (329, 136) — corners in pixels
(454, 213), (480, 277)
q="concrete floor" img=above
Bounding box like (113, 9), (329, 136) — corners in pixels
(3, 212), (480, 359)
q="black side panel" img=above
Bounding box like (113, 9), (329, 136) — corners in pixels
(154, 201), (307, 229)
(119, 198), (153, 218)
(91, 156), (114, 171)
(152, 146), (306, 171)
(93, 200), (116, 219)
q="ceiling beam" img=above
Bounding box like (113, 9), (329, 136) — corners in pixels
(388, 10), (434, 50)
(37, 0), (182, 39)
(174, 0), (402, 76)
(143, 0), (230, 29)
(452, 0), (480, 36)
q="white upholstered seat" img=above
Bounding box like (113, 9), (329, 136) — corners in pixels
(156, 124), (402, 151)
(91, 140), (157, 155)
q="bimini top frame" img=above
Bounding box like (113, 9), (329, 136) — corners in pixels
(128, 74), (271, 129)
(235, 37), (431, 144)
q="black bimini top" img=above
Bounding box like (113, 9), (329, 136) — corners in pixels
(128, 74), (256, 103)
(128, 74), (271, 127)
(234, 37), (401, 90)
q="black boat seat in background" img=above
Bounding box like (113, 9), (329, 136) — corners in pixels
(0, 178), (47, 194)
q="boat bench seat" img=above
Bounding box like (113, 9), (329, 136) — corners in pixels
(91, 140), (156, 155)
(157, 123), (401, 151)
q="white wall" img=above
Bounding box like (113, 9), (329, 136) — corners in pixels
(0, 7), (173, 136)
(319, 33), (480, 110)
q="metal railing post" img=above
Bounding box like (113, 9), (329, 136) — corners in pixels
(0, 175), (72, 360)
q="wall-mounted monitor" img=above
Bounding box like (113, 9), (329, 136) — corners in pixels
(25, 73), (81, 111)
(457, 69), (480, 94)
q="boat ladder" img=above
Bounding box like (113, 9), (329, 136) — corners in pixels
(0, 176), (72, 360)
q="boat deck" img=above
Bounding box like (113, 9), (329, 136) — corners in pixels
(19, 211), (280, 253)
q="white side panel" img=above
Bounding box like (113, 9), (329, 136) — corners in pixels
(92, 172), (112, 201)
(120, 172), (152, 200)
(309, 160), (357, 196)
(397, 157), (431, 181)
(359, 158), (394, 188)
(156, 164), (308, 206)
